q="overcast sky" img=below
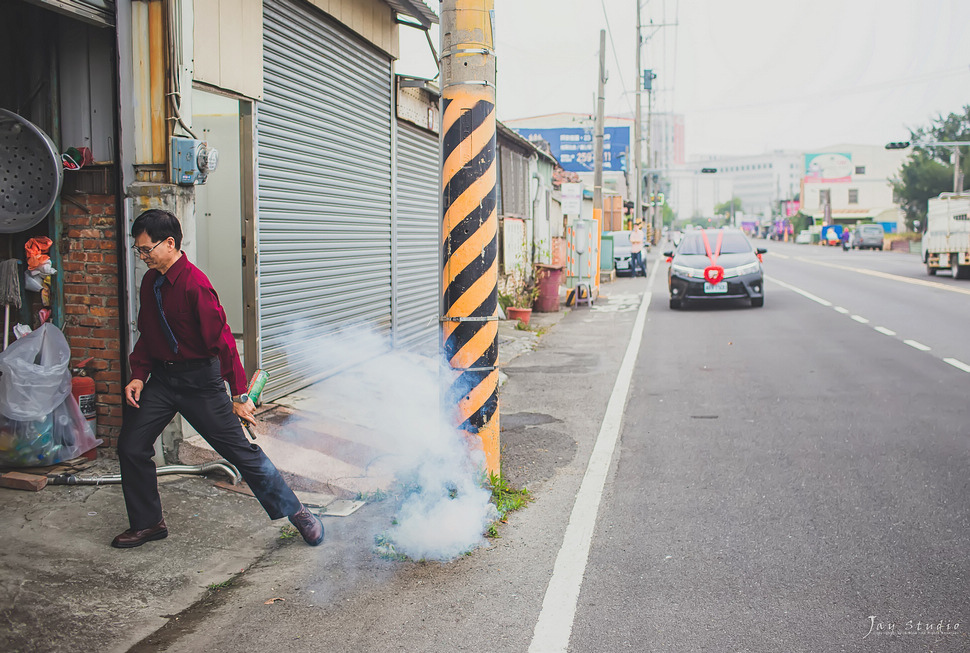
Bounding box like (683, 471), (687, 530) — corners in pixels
(399, 1), (970, 159)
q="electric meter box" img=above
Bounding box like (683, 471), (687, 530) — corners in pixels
(171, 136), (218, 185)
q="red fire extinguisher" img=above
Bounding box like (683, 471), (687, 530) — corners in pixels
(71, 357), (97, 434)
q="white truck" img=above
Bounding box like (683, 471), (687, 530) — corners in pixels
(922, 193), (970, 278)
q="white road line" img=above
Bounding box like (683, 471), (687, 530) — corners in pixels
(944, 358), (970, 373)
(792, 256), (970, 297)
(766, 276), (832, 306)
(768, 276), (966, 372)
(528, 261), (655, 653)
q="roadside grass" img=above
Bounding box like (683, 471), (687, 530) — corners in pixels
(485, 470), (532, 539)
(370, 472), (532, 560)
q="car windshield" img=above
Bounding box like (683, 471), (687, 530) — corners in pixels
(611, 231), (632, 247)
(861, 225), (883, 234)
(677, 231), (752, 255)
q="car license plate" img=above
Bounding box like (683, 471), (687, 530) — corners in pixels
(704, 281), (727, 293)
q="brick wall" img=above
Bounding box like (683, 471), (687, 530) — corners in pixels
(62, 195), (124, 449)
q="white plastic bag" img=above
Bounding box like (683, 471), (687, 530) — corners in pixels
(0, 322), (71, 420)
(0, 323), (101, 466)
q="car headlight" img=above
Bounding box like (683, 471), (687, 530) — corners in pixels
(671, 264), (702, 278)
(725, 261), (761, 277)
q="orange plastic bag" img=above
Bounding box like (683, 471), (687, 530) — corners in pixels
(25, 237), (52, 270)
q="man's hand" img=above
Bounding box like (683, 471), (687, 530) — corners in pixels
(125, 379), (145, 408)
(232, 398), (257, 426)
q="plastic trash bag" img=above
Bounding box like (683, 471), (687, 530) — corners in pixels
(0, 323), (101, 466)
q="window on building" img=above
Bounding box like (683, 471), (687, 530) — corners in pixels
(848, 189), (859, 204)
(855, 166), (866, 175)
(820, 189), (831, 205)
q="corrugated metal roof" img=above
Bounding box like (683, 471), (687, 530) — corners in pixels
(384, 0), (438, 29)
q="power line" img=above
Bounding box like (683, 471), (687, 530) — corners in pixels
(600, 0), (634, 115)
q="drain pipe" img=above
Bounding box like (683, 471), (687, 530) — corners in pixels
(47, 460), (242, 486)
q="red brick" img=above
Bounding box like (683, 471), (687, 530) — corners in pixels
(0, 472), (48, 491)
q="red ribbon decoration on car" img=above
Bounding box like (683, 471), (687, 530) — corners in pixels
(701, 230), (725, 285)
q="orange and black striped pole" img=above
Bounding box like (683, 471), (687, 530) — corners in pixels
(440, 0), (499, 474)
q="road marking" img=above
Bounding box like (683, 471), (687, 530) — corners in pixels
(529, 260), (656, 653)
(766, 276), (832, 306)
(834, 306), (850, 314)
(768, 252), (790, 259)
(904, 339), (931, 351)
(944, 358), (970, 373)
(792, 256), (970, 297)
(766, 276), (970, 374)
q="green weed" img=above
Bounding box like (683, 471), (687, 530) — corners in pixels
(485, 470), (532, 538)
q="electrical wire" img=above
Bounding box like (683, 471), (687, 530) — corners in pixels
(600, 0), (634, 115)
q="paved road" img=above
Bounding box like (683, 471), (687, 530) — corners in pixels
(122, 242), (970, 652)
(570, 241), (970, 651)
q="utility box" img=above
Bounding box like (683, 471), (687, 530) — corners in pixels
(171, 137), (219, 185)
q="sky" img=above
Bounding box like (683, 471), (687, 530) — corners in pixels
(398, 0), (970, 159)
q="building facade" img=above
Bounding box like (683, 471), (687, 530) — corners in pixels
(1, 0), (444, 458)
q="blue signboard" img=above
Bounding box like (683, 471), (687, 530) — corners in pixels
(512, 126), (631, 173)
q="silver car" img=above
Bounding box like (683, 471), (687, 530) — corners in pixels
(850, 224), (885, 250)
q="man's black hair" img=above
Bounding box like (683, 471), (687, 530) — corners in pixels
(131, 209), (183, 250)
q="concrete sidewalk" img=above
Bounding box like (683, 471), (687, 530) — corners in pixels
(0, 305), (570, 653)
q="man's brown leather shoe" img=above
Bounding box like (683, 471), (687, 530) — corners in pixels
(288, 505), (324, 546)
(111, 519), (168, 548)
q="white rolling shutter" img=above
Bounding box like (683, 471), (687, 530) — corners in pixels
(258, 0), (392, 401)
(393, 121), (439, 355)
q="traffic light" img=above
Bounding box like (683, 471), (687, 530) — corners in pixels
(885, 142), (911, 150)
(701, 167), (717, 173)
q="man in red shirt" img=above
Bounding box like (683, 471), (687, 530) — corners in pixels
(114, 209), (323, 548)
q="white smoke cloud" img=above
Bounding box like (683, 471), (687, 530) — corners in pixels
(279, 326), (497, 561)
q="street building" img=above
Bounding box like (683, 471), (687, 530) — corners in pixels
(0, 0), (496, 461)
(798, 144), (909, 232)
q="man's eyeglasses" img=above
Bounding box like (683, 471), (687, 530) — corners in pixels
(131, 241), (164, 257)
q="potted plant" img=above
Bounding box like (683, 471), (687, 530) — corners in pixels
(499, 267), (538, 325)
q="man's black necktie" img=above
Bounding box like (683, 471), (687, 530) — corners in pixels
(153, 275), (179, 354)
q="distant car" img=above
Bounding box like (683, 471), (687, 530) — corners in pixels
(795, 230), (813, 244)
(851, 224), (885, 250)
(608, 230), (635, 276)
(664, 228), (765, 309)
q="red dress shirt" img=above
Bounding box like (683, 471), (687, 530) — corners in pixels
(129, 253), (247, 395)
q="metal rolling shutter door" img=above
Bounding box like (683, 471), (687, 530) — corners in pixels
(394, 121), (439, 355)
(259, 0), (392, 401)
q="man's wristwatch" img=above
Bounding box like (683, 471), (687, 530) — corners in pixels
(232, 393), (250, 404)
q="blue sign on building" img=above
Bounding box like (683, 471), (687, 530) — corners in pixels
(512, 126), (631, 173)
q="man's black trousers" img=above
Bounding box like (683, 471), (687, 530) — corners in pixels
(117, 359), (301, 530)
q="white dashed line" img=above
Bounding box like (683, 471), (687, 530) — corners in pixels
(904, 340), (931, 351)
(943, 358), (970, 374)
(766, 277), (832, 306)
(768, 276), (970, 375)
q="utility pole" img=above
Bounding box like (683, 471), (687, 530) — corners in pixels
(593, 29), (606, 216)
(439, 0), (500, 475)
(634, 4), (642, 229)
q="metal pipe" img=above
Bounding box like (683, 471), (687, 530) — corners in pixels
(47, 460), (242, 486)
